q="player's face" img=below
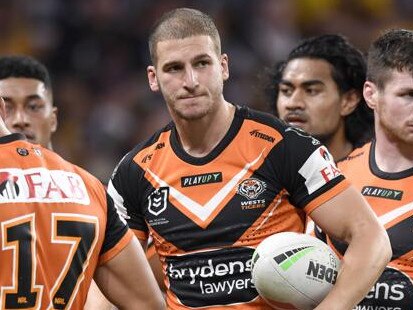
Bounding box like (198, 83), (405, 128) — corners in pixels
(0, 78), (57, 148)
(277, 58), (347, 143)
(147, 35), (229, 121)
(365, 70), (413, 144)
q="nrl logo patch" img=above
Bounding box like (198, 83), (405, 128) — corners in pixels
(237, 178), (266, 200)
(148, 187), (169, 216)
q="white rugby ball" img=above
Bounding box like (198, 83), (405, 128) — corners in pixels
(251, 232), (341, 310)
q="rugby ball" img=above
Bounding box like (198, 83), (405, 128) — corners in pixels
(251, 232), (341, 310)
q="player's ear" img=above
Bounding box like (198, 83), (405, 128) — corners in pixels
(50, 106), (58, 133)
(0, 97), (5, 120)
(363, 81), (378, 110)
(340, 89), (360, 116)
(147, 66), (159, 92)
(221, 53), (229, 81)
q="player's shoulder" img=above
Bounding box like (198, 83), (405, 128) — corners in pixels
(111, 121), (174, 176)
(237, 105), (286, 131)
(238, 105), (320, 144)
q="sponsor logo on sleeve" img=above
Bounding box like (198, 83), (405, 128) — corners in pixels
(0, 168), (90, 204)
(299, 146), (341, 194)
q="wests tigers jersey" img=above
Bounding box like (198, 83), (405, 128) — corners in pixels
(330, 141), (413, 309)
(0, 134), (132, 309)
(109, 106), (349, 309)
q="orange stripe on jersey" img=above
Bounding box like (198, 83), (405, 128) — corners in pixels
(304, 179), (350, 214)
(146, 243), (157, 260)
(132, 228), (148, 241)
(98, 229), (133, 265)
(149, 228), (183, 257)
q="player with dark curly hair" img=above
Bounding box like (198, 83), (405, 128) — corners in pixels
(264, 34), (373, 162)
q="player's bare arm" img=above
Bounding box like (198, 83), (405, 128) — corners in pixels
(310, 186), (391, 309)
(94, 237), (165, 309)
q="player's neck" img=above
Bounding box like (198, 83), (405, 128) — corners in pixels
(374, 131), (413, 173)
(175, 102), (235, 158)
(322, 127), (353, 163)
(326, 139), (353, 163)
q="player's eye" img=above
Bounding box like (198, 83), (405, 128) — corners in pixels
(279, 86), (293, 97)
(4, 102), (14, 114)
(194, 60), (209, 68)
(306, 87), (320, 96)
(27, 101), (44, 113)
(405, 91), (413, 98)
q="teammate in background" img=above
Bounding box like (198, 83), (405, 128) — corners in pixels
(264, 34), (374, 162)
(326, 29), (413, 309)
(0, 55), (158, 309)
(107, 8), (390, 309)
(0, 95), (165, 308)
(0, 56), (57, 150)
(263, 35), (375, 235)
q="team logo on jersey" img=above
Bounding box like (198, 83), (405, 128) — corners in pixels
(148, 187), (168, 216)
(237, 178), (266, 200)
(249, 130), (276, 143)
(181, 172), (222, 187)
(361, 186), (403, 201)
(285, 127), (320, 145)
(0, 172), (20, 199)
(0, 168), (90, 204)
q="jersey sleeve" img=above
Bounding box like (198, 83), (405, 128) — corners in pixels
(98, 193), (133, 265)
(107, 151), (149, 241)
(274, 126), (349, 212)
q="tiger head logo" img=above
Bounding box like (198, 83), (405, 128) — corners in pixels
(237, 178), (266, 200)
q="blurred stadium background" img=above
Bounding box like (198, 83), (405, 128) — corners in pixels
(3, 0), (411, 181)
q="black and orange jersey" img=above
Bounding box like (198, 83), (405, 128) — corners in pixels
(108, 106), (349, 309)
(0, 133), (133, 309)
(325, 141), (413, 308)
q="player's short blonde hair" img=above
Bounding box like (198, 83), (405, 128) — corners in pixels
(148, 8), (221, 65)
